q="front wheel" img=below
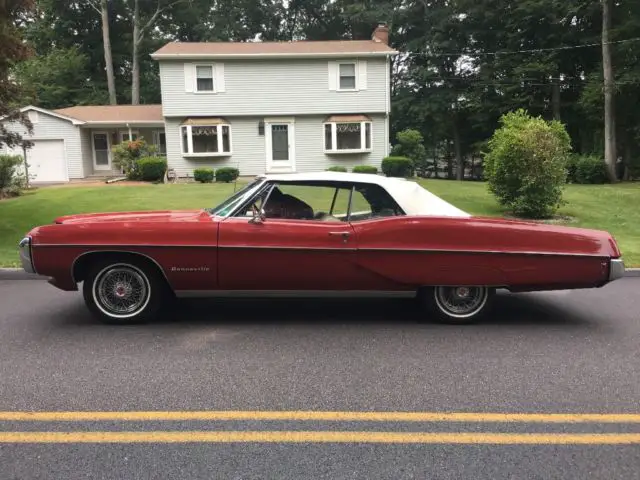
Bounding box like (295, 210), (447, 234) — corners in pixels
(419, 286), (494, 324)
(83, 259), (165, 324)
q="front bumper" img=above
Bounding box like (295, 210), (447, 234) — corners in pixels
(609, 258), (625, 282)
(18, 236), (36, 274)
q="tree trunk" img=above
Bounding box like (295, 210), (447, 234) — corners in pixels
(452, 122), (463, 181)
(100, 0), (117, 105)
(602, 0), (618, 182)
(131, 0), (141, 105)
(551, 81), (561, 121)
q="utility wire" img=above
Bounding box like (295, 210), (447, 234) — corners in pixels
(398, 37), (640, 57)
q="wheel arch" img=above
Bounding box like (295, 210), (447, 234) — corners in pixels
(71, 251), (172, 290)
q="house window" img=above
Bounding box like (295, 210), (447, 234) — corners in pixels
(153, 130), (166, 155)
(181, 124), (231, 155)
(119, 131), (139, 142)
(338, 63), (356, 90)
(324, 120), (372, 153)
(195, 65), (214, 92)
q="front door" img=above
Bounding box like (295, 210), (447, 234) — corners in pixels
(266, 121), (294, 173)
(92, 132), (111, 171)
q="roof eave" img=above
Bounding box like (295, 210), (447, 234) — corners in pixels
(79, 120), (165, 127)
(0, 105), (86, 125)
(150, 51), (398, 60)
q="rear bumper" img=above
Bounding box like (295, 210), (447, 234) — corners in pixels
(609, 258), (625, 282)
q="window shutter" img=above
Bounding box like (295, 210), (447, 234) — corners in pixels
(184, 63), (194, 92)
(215, 63), (225, 92)
(328, 61), (338, 90)
(358, 60), (367, 90)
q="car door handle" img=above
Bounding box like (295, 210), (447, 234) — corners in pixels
(328, 231), (350, 237)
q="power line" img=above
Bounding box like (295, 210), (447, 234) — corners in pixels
(399, 37), (640, 58)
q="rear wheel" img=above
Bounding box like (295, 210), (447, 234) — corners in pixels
(82, 259), (165, 324)
(419, 286), (493, 324)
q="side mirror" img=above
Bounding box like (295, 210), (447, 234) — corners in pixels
(248, 205), (266, 224)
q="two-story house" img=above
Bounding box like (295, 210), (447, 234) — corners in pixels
(1, 25), (396, 183)
(152, 24), (396, 177)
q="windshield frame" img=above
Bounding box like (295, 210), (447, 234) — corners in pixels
(207, 178), (266, 217)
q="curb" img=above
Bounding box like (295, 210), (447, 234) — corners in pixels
(0, 269), (44, 281)
(2, 268), (640, 281)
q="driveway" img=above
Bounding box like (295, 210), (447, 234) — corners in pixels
(0, 278), (639, 479)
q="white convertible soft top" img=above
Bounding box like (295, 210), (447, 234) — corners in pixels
(262, 172), (471, 218)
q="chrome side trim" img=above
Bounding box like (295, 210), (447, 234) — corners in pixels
(175, 290), (417, 299)
(32, 243), (608, 258)
(18, 236), (36, 274)
(609, 258), (625, 281)
(70, 250), (172, 286)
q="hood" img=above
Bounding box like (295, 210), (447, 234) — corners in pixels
(53, 209), (210, 224)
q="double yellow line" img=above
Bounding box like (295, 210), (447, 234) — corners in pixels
(1, 410), (640, 444)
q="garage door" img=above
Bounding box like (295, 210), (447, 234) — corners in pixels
(8, 140), (67, 183)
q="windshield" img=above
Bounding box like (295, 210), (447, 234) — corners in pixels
(208, 179), (264, 217)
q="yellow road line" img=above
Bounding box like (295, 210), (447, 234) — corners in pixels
(1, 411), (640, 423)
(1, 431), (640, 444)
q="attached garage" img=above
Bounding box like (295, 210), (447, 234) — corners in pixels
(8, 139), (68, 183)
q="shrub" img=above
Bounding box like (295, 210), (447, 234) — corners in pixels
(112, 138), (158, 180)
(215, 166), (239, 183)
(136, 156), (167, 182)
(381, 156), (414, 177)
(326, 166), (347, 172)
(483, 109), (571, 219)
(567, 154), (607, 184)
(0, 155), (26, 198)
(390, 129), (427, 173)
(194, 168), (214, 183)
(352, 165), (378, 174)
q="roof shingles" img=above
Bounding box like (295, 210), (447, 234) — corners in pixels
(152, 40), (396, 57)
(53, 105), (163, 123)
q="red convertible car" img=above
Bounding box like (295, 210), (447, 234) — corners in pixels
(18, 172), (625, 325)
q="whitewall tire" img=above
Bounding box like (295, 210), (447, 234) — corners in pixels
(419, 286), (494, 324)
(83, 259), (165, 324)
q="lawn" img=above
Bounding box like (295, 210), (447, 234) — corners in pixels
(0, 179), (638, 267)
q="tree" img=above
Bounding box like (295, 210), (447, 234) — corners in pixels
(601, 0), (617, 182)
(14, 47), (107, 109)
(0, 0), (35, 148)
(88, 0), (117, 105)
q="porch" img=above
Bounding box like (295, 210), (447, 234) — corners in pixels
(81, 125), (166, 177)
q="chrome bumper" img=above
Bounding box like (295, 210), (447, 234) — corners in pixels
(609, 258), (625, 282)
(18, 236), (36, 274)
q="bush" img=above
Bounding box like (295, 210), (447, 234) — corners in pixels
(381, 156), (414, 177)
(112, 138), (158, 180)
(390, 129), (427, 173)
(215, 167), (239, 183)
(0, 155), (26, 198)
(352, 165), (378, 174)
(567, 154), (607, 184)
(194, 168), (214, 183)
(326, 166), (347, 172)
(483, 109), (571, 219)
(136, 156), (167, 182)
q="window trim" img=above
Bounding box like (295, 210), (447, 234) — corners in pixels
(337, 61), (358, 91)
(181, 124), (232, 157)
(323, 120), (373, 154)
(194, 64), (216, 93)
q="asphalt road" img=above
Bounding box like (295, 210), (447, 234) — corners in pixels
(0, 278), (639, 479)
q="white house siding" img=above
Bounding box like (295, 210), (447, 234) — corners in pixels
(159, 57), (388, 117)
(164, 114), (387, 177)
(1, 112), (85, 178)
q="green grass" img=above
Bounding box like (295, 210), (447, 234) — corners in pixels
(1, 179), (639, 267)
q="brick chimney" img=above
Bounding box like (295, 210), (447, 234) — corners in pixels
(371, 24), (389, 45)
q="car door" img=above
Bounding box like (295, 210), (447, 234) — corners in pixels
(217, 182), (369, 291)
